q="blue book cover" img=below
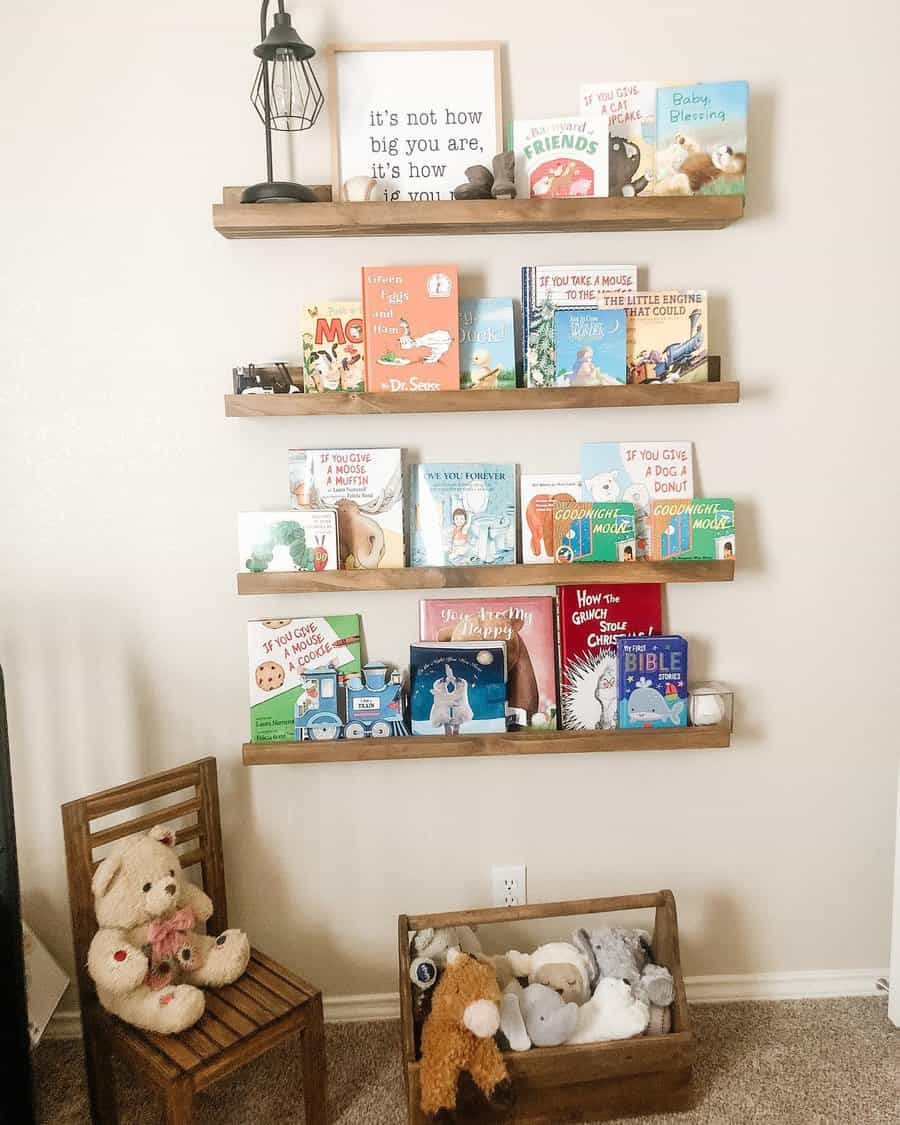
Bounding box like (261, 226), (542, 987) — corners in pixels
(616, 634), (688, 728)
(459, 299), (517, 389)
(410, 641), (508, 735)
(410, 463), (517, 567)
(655, 81), (748, 197)
(554, 309), (626, 386)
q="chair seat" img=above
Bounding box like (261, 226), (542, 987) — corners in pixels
(102, 949), (322, 1087)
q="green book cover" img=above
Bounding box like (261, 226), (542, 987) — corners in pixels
(650, 499), (735, 560)
(248, 616), (362, 742)
(552, 501), (637, 563)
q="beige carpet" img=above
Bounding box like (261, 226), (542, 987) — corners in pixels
(34, 999), (898, 1124)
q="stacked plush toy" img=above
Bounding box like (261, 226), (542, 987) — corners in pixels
(412, 923), (676, 1120)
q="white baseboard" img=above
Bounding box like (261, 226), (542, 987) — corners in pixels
(43, 968), (887, 1040)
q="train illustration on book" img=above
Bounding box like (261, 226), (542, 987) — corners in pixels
(293, 663), (408, 741)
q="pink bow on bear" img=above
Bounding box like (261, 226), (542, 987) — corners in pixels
(147, 906), (195, 963)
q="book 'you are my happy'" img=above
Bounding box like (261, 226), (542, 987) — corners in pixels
(616, 634), (688, 729)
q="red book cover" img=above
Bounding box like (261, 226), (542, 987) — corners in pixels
(362, 265), (460, 391)
(418, 595), (557, 729)
(557, 584), (662, 730)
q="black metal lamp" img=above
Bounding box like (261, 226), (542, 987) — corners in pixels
(241, 1), (325, 204)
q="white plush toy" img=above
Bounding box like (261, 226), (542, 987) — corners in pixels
(88, 825), (250, 1034)
(505, 942), (592, 1004)
(412, 924), (482, 968)
(567, 978), (650, 1045)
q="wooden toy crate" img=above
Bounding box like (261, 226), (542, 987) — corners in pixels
(398, 890), (695, 1125)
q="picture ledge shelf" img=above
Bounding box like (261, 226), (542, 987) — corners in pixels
(225, 368), (737, 417)
(242, 723), (732, 765)
(237, 559), (734, 595)
(212, 186), (744, 239)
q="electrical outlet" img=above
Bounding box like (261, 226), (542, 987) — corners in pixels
(492, 864), (527, 908)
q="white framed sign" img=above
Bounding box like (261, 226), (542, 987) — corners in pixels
(327, 42), (503, 203)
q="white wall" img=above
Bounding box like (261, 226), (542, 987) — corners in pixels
(2, 0), (898, 1003)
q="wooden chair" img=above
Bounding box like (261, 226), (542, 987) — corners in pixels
(62, 757), (327, 1125)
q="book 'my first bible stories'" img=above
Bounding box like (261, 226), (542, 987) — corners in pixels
(520, 473), (582, 564)
(409, 641), (507, 736)
(459, 299), (517, 389)
(554, 308), (627, 386)
(411, 463), (516, 568)
(362, 265), (460, 392)
(301, 301), (365, 393)
(557, 584), (662, 731)
(553, 501), (637, 563)
(522, 264), (637, 388)
(593, 291), (709, 384)
(655, 81), (748, 197)
(650, 498), (735, 560)
(288, 447), (405, 569)
(248, 616), (362, 742)
(510, 116), (609, 201)
(419, 595), (558, 729)
(580, 83), (657, 197)
(617, 635), (689, 729)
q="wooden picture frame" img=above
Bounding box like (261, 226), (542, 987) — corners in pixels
(327, 42), (503, 203)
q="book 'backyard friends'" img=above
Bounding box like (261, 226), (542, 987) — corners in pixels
(510, 116), (609, 200)
(411, 463), (516, 567)
(459, 298), (517, 389)
(655, 81), (748, 196)
(650, 498), (735, 560)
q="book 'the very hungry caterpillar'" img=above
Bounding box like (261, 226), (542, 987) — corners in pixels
(552, 501), (637, 563)
(239, 511), (338, 574)
(655, 81), (748, 197)
(616, 634), (688, 728)
(418, 595), (557, 729)
(459, 299), (517, 389)
(410, 463), (516, 567)
(650, 498), (735, 561)
(522, 264), (637, 388)
(519, 473), (581, 564)
(288, 447), (404, 569)
(510, 116), (609, 200)
(592, 290), (708, 384)
(581, 441), (694, 559)
(579, 82), (657, 197)
(301, 301), (365, 392)
(409, 641), (507, 736)
(553, 308), (627, 386)
(248, 616), (362, 742)
(362, 265), (460, 392)
(557, 584), (662, 731)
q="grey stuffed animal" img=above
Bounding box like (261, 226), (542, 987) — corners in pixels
(573, 927), (674, 1035)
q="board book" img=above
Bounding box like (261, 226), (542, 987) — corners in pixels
(650, 498), (735, 561)
(552, 501), (637, 563)
(288, 447), (404, 569)
(418, 595), (557, 729)
(656, 81), (748, 197)
(553, 308), (627, 386)
(579, 82), (657, 196)
(557, 583), (662, 731)
(301, 301), (365, 392)
(591, 290), (709, 384)
(362, 265), (460, 392)
(617, 634), (688, 728)
(239, 511), (338, 573)
(409, 641), (508, 736)
(509, 115), (609, 200)
(248, 616), (362, 742)
(410, 463), (516, 567)
(519, 473), (582, 564)
(459, 298), (517, 389)
(521, 264), (637, 388)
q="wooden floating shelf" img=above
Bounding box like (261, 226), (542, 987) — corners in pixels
(213, 186), (744, 239)
(242, 723), (731, 765)
(237, 559), (734, 595)
(225, 366), (736, 418)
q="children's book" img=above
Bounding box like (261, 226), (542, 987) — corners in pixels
(557, 584), (662, 731)
(239, 511), (338, 574)
(248, 616), (362, 742)
(519, 473), (581, 564)
(650, 499), (735, 561)
(617, 634), (688, 728)
(553, 308), (627, 386)
(521, 264), (637, 388)
(579, 83), (657, 196)
(655, 81), (748, 196)
(410, 463), (516, 567)
(592, 291), (708, 384)
(409, 641), (507, 736)
(23, 922), (69, 1047)
(418, 596), (557, 729)
(509, 117), (609, 200)
(459, 299), (517, 389)
(362, 265), (460, 392)
(301, 301), (365, 392)
(288, 448), (404, 569)
(552, 501), (637, 563)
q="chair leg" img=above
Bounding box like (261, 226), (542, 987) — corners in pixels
(82, 1015), (119, 1125)
(301, 995), (328, 1125)
(164, 1077), (195, 1125)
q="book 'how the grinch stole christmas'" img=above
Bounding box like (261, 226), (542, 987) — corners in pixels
(650, 498), (735, 561)
(552, 501), (637, 563)
(592, 291), (709, 384)
(301, 301), (365, 392)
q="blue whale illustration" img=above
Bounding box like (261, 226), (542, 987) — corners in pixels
(627, 677), (684, 725)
